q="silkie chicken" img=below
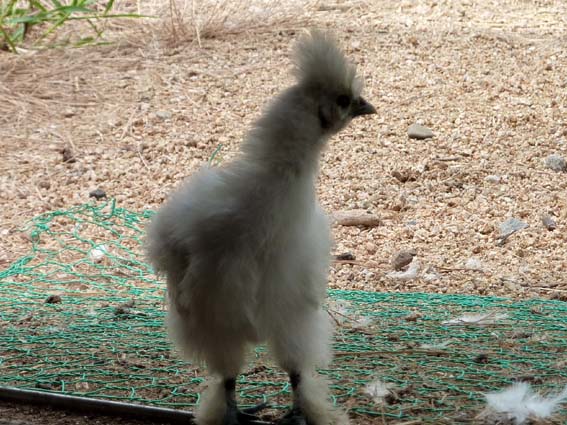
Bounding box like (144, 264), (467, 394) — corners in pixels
(147, 30), (376, 425)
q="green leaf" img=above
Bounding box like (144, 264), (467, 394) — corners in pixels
(0, 23), (17, 52)
(6, 15), (46, 25)
(74, 35), (95, 46)
(103, 0), (115, 15)
(28, 0), (48, 12)
(52, 5), (94, 14)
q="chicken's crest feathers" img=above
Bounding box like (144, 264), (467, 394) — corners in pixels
(293, 30), (362, 97)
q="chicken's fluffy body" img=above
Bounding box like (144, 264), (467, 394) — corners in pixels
(150, 118), (333, 377)
(147, 30), (375, 425)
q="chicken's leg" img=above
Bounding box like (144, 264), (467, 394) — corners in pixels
(223, 378), (269, 425)
(276, 373), (309, 425)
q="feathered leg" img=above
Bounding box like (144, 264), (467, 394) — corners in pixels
(268, 309), (349, 425)
(196, 377), (268, 425)
(276, 371), (348, 425)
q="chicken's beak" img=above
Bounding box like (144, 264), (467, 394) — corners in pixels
(352, 97), (377, 117)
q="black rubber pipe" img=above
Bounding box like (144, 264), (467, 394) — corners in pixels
(0, 386), (273, 424)
(0, 386), (195, 424)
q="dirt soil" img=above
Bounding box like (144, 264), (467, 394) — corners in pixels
(0, 402), (168, 425)
(1, 0), (567, 423)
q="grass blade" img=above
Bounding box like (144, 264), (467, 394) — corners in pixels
(103, 0), (115, 15)
(0, 23), (17, 52)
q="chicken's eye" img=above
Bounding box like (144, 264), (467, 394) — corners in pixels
(336, 94), (351, 108)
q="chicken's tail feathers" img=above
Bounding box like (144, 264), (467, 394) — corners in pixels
(292, 29), (361, 96)
(146, 214), (189, 281)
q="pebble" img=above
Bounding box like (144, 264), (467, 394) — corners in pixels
(45, 294), (62, 304)
(484, 175), (501, 183)
(500, 217), (529, 239)
(408, 123), (434, 140)
(387, 257), (420, 280)
(89, 188), (107, 200)
(391, 249), (417, 271)
(61, 146), (76, 163)
(38, 180), (51, 190)
(404, 312), (422, 322)
(544, 154), (566, 172)
(473, 353), (490, 364)
(392, 169), (417, 183)
(541, 214), (557, 231)
(156, 110), (172, 120)
(333, 210), (381, 227)
(335, 252), (356, 261)
(63, 108), (75, 118)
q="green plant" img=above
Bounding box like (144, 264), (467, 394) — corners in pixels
(0, 0), (145, 52)
(208, 143), (223, 167)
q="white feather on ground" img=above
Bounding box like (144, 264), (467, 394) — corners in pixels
(364, 379), (395, 404)
(442, 312), (509, 326)
(482, 382), (567, 424)
(89, 244), (108, 263)
(465, 257), (484, 271)
(419, 340), (452, 350)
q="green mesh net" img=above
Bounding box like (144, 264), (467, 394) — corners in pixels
(1, 201), (566, 423)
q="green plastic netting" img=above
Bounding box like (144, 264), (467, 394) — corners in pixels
(1, 201), (566, 423)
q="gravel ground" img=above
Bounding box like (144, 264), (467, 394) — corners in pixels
(1, 0), (567, 423)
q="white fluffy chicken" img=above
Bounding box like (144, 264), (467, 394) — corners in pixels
(147, 30), (375, 425)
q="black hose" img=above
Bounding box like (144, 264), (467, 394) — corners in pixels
(0, 386), (193, 424)
(0, 386), (273, 424)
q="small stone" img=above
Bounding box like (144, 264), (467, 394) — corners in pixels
(45, 294), (62, 304)
(407, 35), (419, 47)
(156, 110), (172, 120)
(63, 108), (75, 118)
(511, 331), (532, 339)
(484, 175), (501, 183)
(335, 252), (356, 261)
(89, 188), (107, 200)
(550, 292), (567, 302)
(392, 169), (417, 183)
(61, 146), (76, 163)
(114, 299), (135, 316)
(365, 242), (377, 255)
(404, 312), (422, 322)
(544, 154), (566, 172)
(36, 383), (54, 390)
(479, 223), (494, 235)
(408, 123), (434, 140)
(38, 180), (51, 190)
(541, 214), (557, 231)
(391, 249), (417, 271)
(333, 210), (381, 227)
(473, 353), (489, 364)
(499, 217), (529, 239)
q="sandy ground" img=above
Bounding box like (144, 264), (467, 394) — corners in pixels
(1, 0), (567, 423)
